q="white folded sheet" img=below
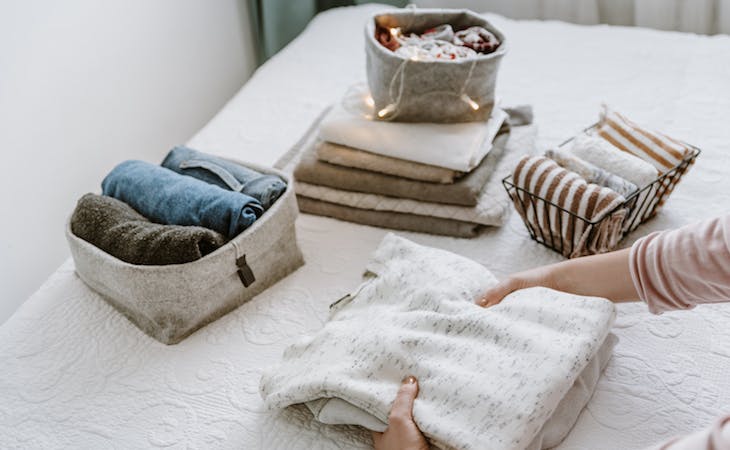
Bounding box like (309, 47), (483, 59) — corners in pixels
(318, 103), (508, 172)
(260, 234), (616, 450)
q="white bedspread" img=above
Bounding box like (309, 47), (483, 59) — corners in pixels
(2, 4), (730, 449)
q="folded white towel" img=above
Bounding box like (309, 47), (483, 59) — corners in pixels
(318, 103), (507, 172)
(260, 234), (616, 450)
(568, 134), (658, 188)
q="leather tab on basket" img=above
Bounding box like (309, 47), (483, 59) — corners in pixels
(236, 255), (256, 287)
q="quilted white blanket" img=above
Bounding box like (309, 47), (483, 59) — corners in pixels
(2, 4), (730, 450)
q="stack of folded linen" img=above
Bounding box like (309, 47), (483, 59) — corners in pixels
(261, 234), (616, 450)
(291, 97), (531, 238)
(510, 105), (695, 257)
(71, 146), (287, 265)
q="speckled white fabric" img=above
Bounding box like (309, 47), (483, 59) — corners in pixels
(260, 234), (616, 450)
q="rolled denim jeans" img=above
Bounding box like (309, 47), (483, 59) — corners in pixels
(161, 146), (287, 210)
(102, 160), (263, 238)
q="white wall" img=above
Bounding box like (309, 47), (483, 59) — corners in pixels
(0, 0), (258, 323)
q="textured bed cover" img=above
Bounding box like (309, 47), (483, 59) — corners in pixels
(2, 4), (730, 449)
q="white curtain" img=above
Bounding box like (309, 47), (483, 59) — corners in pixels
(414, 0), (730, 34)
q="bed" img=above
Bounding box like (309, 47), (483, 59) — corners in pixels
(2, 4), (730, 449)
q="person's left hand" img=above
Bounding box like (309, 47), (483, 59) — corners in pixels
(372, 376), (429, 450)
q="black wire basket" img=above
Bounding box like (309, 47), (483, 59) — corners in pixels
(502, 125), (700, 258)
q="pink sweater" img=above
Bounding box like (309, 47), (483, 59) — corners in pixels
(630, 215), (730, 450)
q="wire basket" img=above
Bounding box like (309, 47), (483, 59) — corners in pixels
(502, 125), (700, 258)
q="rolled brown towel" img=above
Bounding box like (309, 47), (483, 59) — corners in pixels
(71, 193), (228, 265)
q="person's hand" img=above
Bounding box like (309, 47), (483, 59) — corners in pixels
(476, 265), (562, 307)
(372, 376), (429, 450)
(476, 248), (638, 308)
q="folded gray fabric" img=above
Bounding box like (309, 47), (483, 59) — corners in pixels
(504, 105), (534, 127)
(297, 196), (481, 238)
(295, 127), (509, 206)
(161, 146), (287, 210)
(71, 193), (227, 265)
(316, 140), (463, 184)
(102, 160), (263, 238)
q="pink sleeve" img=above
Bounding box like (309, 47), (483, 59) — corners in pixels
(629, 214), (730, 314)
(646, 414), (730, 450)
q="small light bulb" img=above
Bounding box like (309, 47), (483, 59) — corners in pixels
(364, 95), (375, 108)
(461, 94), (480, 111)
(377, 103), (396, 118)
(390, 27), (400, 37)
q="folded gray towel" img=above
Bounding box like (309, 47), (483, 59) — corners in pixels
(295, 126), (510, 206)
(70, 194), (227, 265)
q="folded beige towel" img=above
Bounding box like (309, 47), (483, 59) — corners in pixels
(512, 155), (628, 257)
(297, 196), (482, 238)
(316, 141), (462, 184)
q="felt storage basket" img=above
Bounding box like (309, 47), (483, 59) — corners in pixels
(365, 8), (507, 123)
(502, 125), (700, 258)
(66, 162), (304, 345)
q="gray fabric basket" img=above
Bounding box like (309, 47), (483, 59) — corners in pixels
(365, 8), (507, 123)
(66, 162), (304, 345)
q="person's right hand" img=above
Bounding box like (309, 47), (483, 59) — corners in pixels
(476, 265), (563, 307)
(372, 376), (429, 450)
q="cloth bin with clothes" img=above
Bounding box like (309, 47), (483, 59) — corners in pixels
(67, 152), (303, 344)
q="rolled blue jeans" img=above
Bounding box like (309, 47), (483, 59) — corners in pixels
(161, 146), (286, 210)
(102, 160), (263, 238)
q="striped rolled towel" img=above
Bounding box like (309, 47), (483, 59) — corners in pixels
(596, 105), (694, 210)
(511, 155), (628, 258)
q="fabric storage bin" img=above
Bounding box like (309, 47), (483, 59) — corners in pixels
(365, 8), (507, 123)
(66, 162), (304, 345)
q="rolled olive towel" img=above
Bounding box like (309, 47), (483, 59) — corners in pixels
(71, 193), (228, 265)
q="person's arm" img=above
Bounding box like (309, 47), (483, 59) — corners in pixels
(630, 215), (730, 313)
(477, 248), (638, 307)
(479, 215), (730, 312)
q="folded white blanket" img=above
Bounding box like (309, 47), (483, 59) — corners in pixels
(260, 234), (616, 450)
(318, 103), (508, 172)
